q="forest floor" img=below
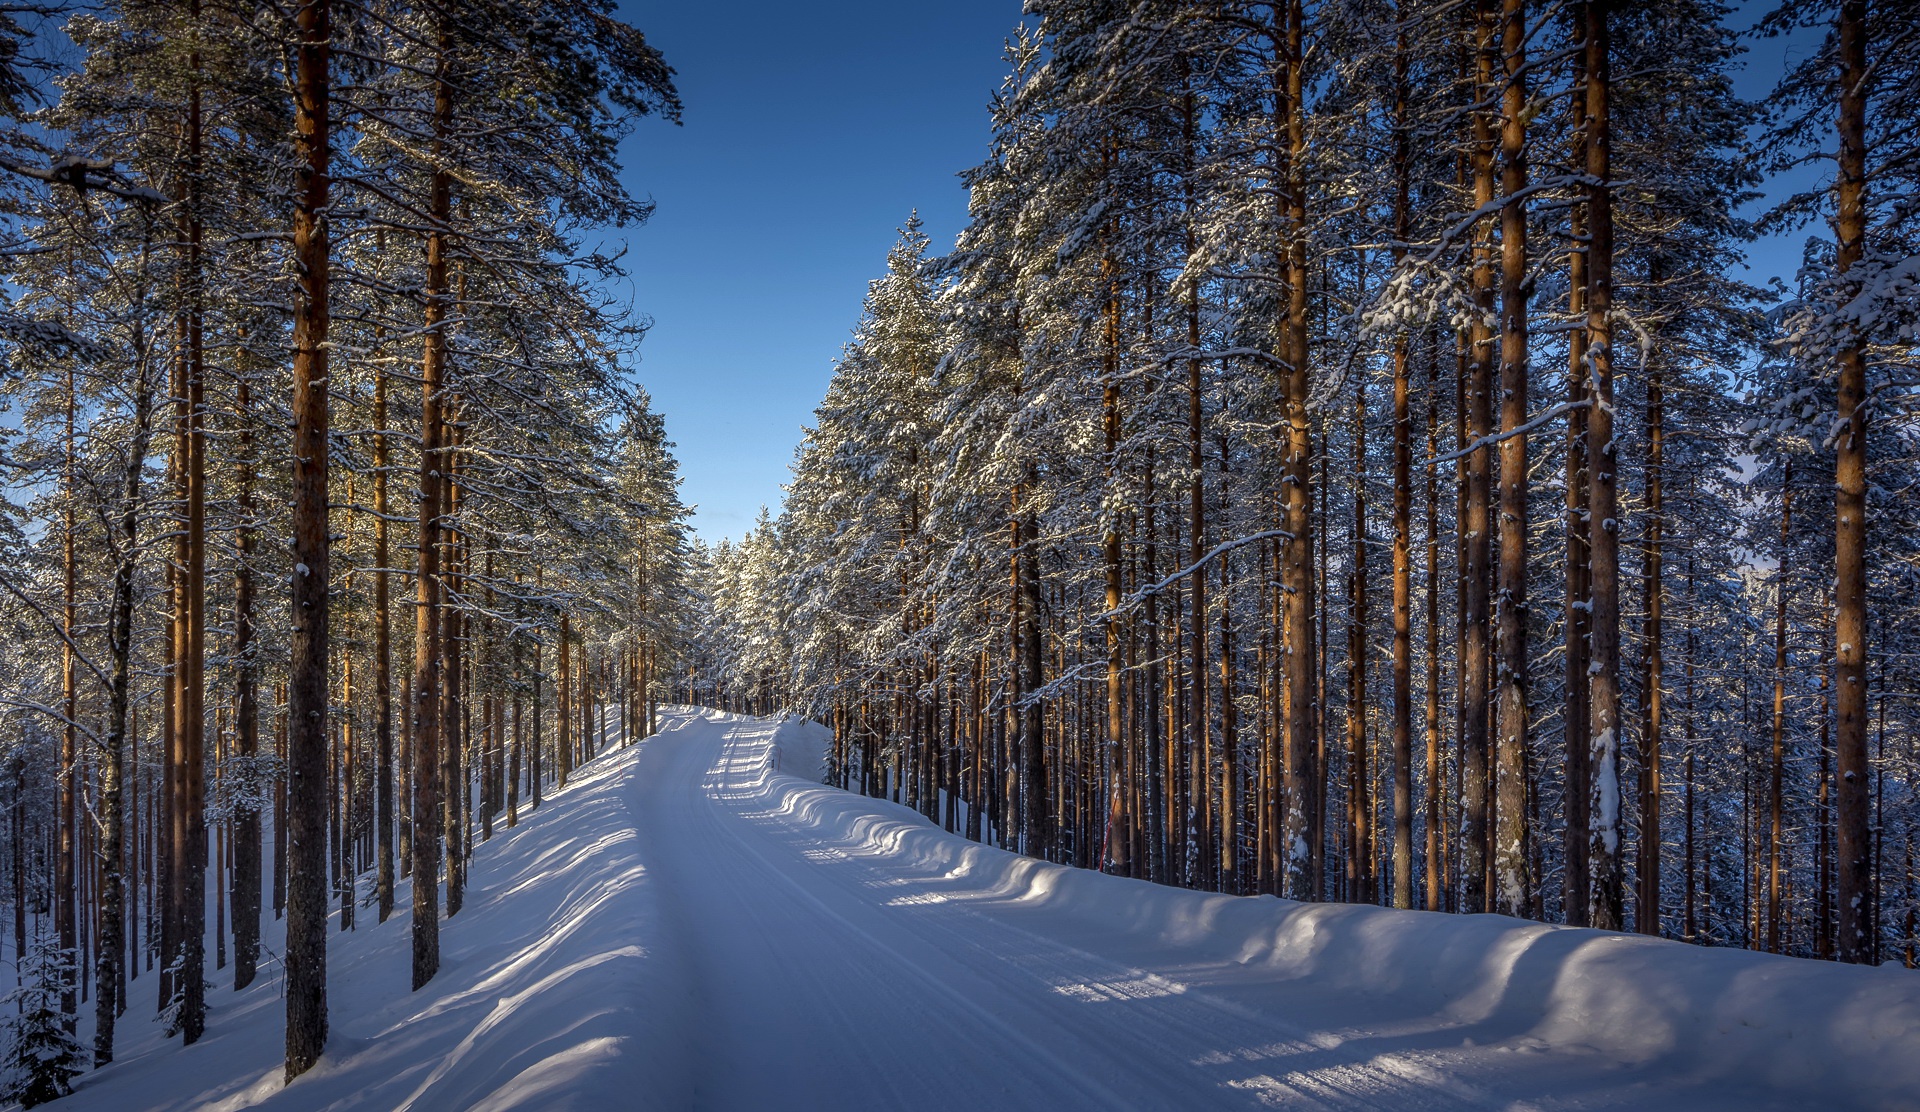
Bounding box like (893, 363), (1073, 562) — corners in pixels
(51, 708), (1920, 1111)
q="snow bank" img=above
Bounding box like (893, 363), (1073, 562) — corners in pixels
(758, 718), (1920, 1110)
(56, 736), (693, 1112)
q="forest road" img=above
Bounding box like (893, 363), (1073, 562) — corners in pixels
(628, 710), (1511, 1112)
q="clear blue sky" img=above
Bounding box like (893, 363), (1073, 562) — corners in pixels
(609, 2), (1027, 542)
(607, 1), (1814, 543)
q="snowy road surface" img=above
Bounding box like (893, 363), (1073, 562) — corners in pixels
(58, 708), (1920, 1111)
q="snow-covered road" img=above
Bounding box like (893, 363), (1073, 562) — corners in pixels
(633, 710), (1916, 1111)
(56, 707), (1920, 1111)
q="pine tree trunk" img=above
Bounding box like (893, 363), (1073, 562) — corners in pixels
(1639, 354), (1664, 934)
(410, 20), (454, 994)
(1349, 383), (1373, 905)
(1460, 0), (1499, 915)
(1769, 466), (1791, 951)
(1562, 9), (1593, 924)
(1492, 0), (1533, 920)
(374, 351), (395, 923)
(284, 0), (333, 1078)
(1831, 0), (1872, 966)
(1424, 339), (1445, 911)
(59, 366), (77, 1025)
(93, 333), (159, 1065)
(1388, 15), (1414, 910)
(1584, 0), (1626, 931)
(443, 414), (466, 918)
(231, 356), (261, 990)
(1279, 0), (1318, 905)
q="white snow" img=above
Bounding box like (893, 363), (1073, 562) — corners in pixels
(51, 708), (1920, 1111)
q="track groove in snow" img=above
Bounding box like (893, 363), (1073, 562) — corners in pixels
(51, 707), (1920, 1111)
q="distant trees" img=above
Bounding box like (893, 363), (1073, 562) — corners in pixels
(694, 0), (1920, 969)
(0, 0), (691, 1083)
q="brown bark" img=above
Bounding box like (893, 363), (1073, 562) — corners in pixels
(231, 346), (261, 990)
(1584, 0), (1626, 931)
(410, 19), (454, 994)
(1460, 0), (1498, 914)
(284, 0), (333, 1078)
(1562, 6), (1593, 925)
(374, 336), (395, 924)
(1492, 0), (1532, 920)
(1389, 14), (1414, 910)
(1279, 0), (1317, 904)
(1639, 355), (1665, 935)
(1832, 0), (1872, 966)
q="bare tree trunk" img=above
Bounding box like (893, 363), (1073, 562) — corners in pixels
(375, 346), (395, 924)
(1770, 465), (1791, 951)
(1639, 353), (1665, 935)
(1424, 339), (1444, 911)
(1460, 0), (1498, 915)
(174, 15), (210, 1041)
(231, 349), (261, 990)
(1492, 0), (1533, 920)
(60, 366), (77, 1025)
(1584, 0), (1626, 931)
(1349, 382), (1373, 905)
(1388, 14), (1414, 910)
(94, 316), (160, 1065)
(1562, 6), (1593, 925)
(1831, 0), (1872, 966)
(1279, 0), (1318, 905)
(410, 19), (454, 994)
(284, 0), (333, 1078)
(443, 410), (466, 917)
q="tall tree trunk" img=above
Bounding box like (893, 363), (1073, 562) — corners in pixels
(1831, 0), (1872, 966)
(1424, 338), (1444, 911)
(1770, 465), (1791, 952)
(284, 0), (333, 1078)
(443, 409), (466, 917)
(174, 13), (209, 1041)
(1639, 352), (1665, 934)
(1584, 0), (1626, 931)
(59, 366), (77, 1025)
(1562, 5), (1593, 925)
(410, 19), (454, 994)
(1492, 0), (1533, 920)
(94, 325), (159, 1065)
(1349, 383), (1372, 905)
(1279, 0), (1318, 904)
(1388, 14), (1414, 910)
(1460, 0), (1498, 914)
(374, 340), (395, 924)
(231, 349), (261, 991)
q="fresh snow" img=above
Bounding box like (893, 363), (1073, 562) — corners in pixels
(50, 708), (1920, 1111)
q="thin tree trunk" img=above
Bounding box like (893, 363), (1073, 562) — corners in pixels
(1639, 353), (1665, 935)
(1388, 13), (1414, 910)
(374, 340), (395, 924)
(93, 317), (159, 1065)
(231, 349), (261, 990)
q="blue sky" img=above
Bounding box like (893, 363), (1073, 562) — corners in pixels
(610, 2), (1028, 541)
(607, 1), (1818, 543)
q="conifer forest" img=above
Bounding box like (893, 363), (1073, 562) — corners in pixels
(0, 0), (1916, 1108)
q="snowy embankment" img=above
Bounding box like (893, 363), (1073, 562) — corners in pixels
(57, 718), (695, 1112)
(722, 714), (1920, 1110)
(48, 707), (1920, 1111)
